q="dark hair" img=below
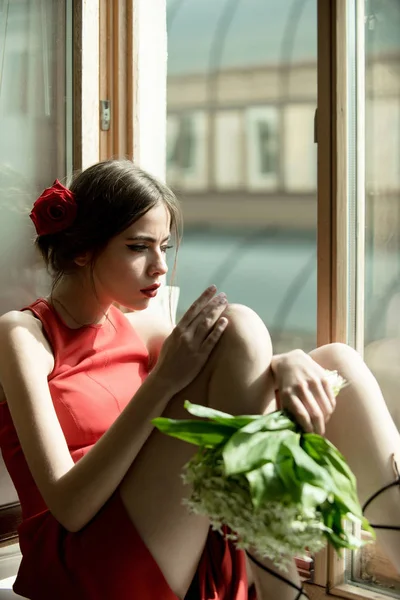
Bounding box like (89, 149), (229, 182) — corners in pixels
(36, 159), (182, 284)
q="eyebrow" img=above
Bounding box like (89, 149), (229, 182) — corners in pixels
(125, 234), (171, 243)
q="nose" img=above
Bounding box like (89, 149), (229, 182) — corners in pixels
(148, 251), (168, 277)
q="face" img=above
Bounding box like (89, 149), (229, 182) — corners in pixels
(91, 202), (172, 310)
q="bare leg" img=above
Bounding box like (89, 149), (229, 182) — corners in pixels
(119, 315), (400, 598)
(310, 343), (400, 572)
(245, 342), (400, 598)
(246, 553), (308, 599)
(120, 305), (275, 598)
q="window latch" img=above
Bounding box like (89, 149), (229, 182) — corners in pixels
(100, 100), (111, 131)
(314, 108), (318, 144)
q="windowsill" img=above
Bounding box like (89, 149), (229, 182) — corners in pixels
(0, 543), (26, 598)
(0, 544), (21, 597)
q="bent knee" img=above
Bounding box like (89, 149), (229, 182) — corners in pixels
(310, 342), (363, 371)
(223, 303), (268, 333)
(216, 303), (272, 359)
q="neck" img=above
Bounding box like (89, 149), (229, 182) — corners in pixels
(49, 277), (111, 329)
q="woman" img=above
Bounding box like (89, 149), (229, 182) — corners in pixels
(0, 159), (399, 600)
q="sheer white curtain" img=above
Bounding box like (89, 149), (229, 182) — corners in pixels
(0, 0), (71, 505)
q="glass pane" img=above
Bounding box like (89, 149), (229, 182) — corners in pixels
(0, 0), (73, 316)
(0, 0), (72, 502)
(363, 0), (400, 433)
(166, 0), (318, 354)
(344, 0), (400, 595)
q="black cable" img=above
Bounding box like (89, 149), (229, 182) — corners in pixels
(246, 551), (310, 599)
(362, 477), (400, 531)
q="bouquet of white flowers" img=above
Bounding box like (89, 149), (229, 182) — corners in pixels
(153, 370), (375, 571)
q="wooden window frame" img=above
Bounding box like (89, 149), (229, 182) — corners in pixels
(99, 0), (134, 161)
(309, 1), (397, 599)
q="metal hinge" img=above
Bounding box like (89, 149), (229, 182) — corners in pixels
(100, 100), (111, 131)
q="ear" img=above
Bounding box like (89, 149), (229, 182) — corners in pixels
(73, 252), (92, 267)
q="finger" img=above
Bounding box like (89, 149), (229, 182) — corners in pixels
(177, 285), (217, 328)
(283, 394), (314, 433)
(201, 317), (228, 353)
(298, 387), (326, 435)
(193, 293), (228, 340)
(320, 376), (337, 411)
(308, 378), (335, 421)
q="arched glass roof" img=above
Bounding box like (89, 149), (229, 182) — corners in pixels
(167, 0), (317, 75)
(167, 0), (400, 76)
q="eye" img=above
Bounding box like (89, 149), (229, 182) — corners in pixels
(161, 245), (173, 254)
(127, 244), (148, 252)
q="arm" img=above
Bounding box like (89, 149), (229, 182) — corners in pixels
(0, 311), (175, 533)
(269, 349), (336, 435)
(0, 288), (227, 533)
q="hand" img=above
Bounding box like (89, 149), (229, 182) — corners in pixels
(271, 349), (336, 435)
(152, 286), (228, 394)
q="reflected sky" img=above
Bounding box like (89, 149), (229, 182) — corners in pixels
(167, 0), (400, 75)
(169, 228), (318, 349)
(167, 0), (316, 74)
(168, 229), (400, 350)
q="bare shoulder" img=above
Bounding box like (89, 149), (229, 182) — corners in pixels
(0, 310), (54, 377)
(124, 309), (174, 368)
(0, 310), (75, 523)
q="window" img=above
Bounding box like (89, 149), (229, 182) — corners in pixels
(0, 0), (72, 350)
(258, 121), (276, 174)
(215, 110), (243, 190)
(313, 1), (400, 598)
(0, 0), (75, 545)
(167, 111), (209, 190)
(167, 1), (400, 599)
(284, 104), (317, 192)
(246, 106), (279, 190)
(166, 0), (318, 356)
(345, 0), (400, 595)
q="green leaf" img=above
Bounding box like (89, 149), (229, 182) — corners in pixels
(302, 434), (356, 488)
(282, 437), (336, 491)
(274, 453), (303, 503)
(152, 417), (236, 447)
(239, 411), (298, 434)
(325, 467), (362, 518)
(183, 401), (258, 429)
(245, 462), (288, 507)
(223, 429), (298, 475)
(301, 483), (329, 509)
(301, 434), (364, 519)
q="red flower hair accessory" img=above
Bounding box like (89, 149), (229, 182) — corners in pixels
(30, 179), (77, 236)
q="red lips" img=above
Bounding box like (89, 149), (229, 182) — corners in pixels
(140, 283), (161, 292)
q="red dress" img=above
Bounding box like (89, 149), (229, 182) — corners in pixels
(0, 299), (255, 600)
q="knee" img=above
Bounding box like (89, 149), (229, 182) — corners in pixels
(320, 342), (361, 361)
(217, 303), (273, 361)
(310, 342), (363, 373)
